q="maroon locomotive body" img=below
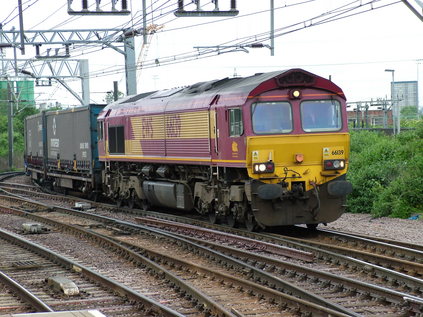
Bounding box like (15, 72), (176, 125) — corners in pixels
(98, 69), (351, 230)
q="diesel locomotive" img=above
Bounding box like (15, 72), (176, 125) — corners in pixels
(25, 68), (352, 230)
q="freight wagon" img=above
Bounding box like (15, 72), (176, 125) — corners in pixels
(24, 105), (105, 197)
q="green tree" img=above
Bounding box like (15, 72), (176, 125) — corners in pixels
(0, 105), (39, 157)
(400, 106), (420, 128)
(347, 123), (423, 218)
(401, 106), (418, 119)
(104, 90), (124, 103)
(0, 87), (10, 116)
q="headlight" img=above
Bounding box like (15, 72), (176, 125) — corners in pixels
(324, 159), (345, 170)
(253, 161), (275, 174)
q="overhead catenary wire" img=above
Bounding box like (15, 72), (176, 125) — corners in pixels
(0, 0), (39, 27)
(22, 0), (209, 65)
(0, 0), (413, 104)
(79, 0), (403, 79)
(24, 0), (343, 71)
(28, 3), (67, 30)
(4, 0), (405, 96)
(0, 0), (403, 71)
(67, 0), (401, 78)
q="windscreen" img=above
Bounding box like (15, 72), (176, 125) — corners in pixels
(301, 100), (342, 132)
(252, 102), (293, 134)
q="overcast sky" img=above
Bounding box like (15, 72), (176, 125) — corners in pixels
(1, 0), (422, 107)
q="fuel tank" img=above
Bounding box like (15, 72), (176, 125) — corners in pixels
(142, 181), (194, 211)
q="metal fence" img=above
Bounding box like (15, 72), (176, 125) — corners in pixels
(0, 152), (24, 171)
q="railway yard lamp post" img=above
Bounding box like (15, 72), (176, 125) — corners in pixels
(385, 69), (400, 134)
(0, 42), (19, 170)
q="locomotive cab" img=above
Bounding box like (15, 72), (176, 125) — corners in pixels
(246, 94), (352, 228)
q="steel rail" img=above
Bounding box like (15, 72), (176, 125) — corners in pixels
(0, 202), (356, 317)
(136, 216), (314, 262)
(159, 223), (423, 313)
(0, 227), (185, 317)
(0, 171), (25, 182)
(137, 209), (423, 292)
(113, 234), (354, 317)
(261, 233), (423, 292)
(134, 216), (423, 310)
(0, 271), (54, 312)
(2, 185), (422, 313)
(273, 234), (423, 277)
(296, 226), (423, 264)
(2, 189), (422, 295)
(0, 207), (235, 316)
(122, 208), (423, 295)
(319, 228), (423, 253)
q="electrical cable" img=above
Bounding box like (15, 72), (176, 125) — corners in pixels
(81, 0), (401, 79)
(0, 0), (410, 103)
(28, 2), (68, 30)
(28, 0), (400, 87)
(1, 0), (40, 28)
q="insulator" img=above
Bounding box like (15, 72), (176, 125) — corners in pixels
(231, 0), (236, 10)
(212, 0), (218, 10)
(250, 43), (264, 48)
(82, 0), (88, 10)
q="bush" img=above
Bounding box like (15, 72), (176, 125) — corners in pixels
(0, 106), (39, 157)
(347, 125), (423, 218)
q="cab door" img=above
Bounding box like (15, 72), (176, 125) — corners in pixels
(226, 107), (245, 163)
(210, 105), (245, 164)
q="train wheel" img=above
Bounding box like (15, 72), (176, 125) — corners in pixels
(209, 211), (218, 224)
(127, 198), (135, 209)
(141, 199), (151, 211)
(89, 192), (99, 202)
(227, 213), (237, 228)
(245, 208), (257, 232)
(306, 223), (318, 231)
(127, 191), (136, 209)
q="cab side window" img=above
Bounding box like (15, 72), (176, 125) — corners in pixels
(108, 126), (125, 154)
(229, 108), (243, 137)
(97, 121), (104, 140)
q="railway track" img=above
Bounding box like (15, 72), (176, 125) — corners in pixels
(158, 213), (423, 294)
(0, 227), (182, 316)
(135, 217), (423, 313)
(0, 270), (49, 315)
(1, 175), (423, 315)
(0, 199), (354, 316)
(279, 227), (423, 276)
(0, 171), (25, 181)
(0, 200), (420, 315)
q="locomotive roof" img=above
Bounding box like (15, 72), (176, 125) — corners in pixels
(99, 68), (345, 118)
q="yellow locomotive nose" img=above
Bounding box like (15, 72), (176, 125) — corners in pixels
(247, 133), (350, 191)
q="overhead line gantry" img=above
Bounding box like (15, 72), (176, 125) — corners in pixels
(0, 27), (138, 97)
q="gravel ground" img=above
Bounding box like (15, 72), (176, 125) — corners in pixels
(325, 213), (423, 246)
